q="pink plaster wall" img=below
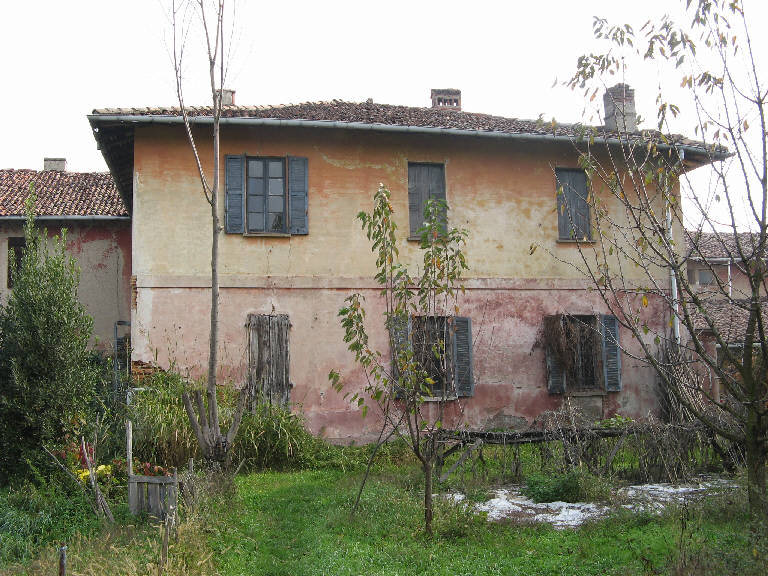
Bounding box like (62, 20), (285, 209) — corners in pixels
(135, 283), (664, 442)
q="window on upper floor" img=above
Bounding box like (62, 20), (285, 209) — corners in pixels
(555, 168), (592, 241)
(7, 236), (25, 289)
(408, 163), (446, 239)
(224, 155), (308, 236)
(390, 314), (474, 398)
(544, 314), (621, 394)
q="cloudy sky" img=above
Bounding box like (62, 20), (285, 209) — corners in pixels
(0, 0), (765, 228)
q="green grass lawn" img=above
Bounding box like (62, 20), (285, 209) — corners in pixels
(3, 467), (764, 576)
(210, 469), (761, 576)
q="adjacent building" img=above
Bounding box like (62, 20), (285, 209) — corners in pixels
(0, 159), (131, 349)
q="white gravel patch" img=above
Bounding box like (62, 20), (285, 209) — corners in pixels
(443, 476), (736, 529)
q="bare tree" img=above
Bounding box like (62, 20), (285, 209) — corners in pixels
(171, 0), (245, 466)
(553, 0), (767, 521)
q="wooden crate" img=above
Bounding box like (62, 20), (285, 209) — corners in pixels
(128, 472), (178, 519)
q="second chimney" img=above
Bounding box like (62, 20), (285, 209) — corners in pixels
(219, 89), (236, 106)
(603, 84), (637, 133)
(43, 158), (66, 171)
(431, 88), (461, 111)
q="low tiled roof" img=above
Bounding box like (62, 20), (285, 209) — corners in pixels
(91, 100), (713, 151)
(690, 297), (768, 342)
(685, 231), (764, 261)
(0, 169), (128, 218)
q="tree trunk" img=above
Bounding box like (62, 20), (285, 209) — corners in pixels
(423, 458), (433, 537)
(207, 114), (221, 434)
(745, 417), (768, 524)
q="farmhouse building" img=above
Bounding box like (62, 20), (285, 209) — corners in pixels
(88, 87), (716, 442)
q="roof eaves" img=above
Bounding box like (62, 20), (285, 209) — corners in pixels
(88, 113), (720, 159)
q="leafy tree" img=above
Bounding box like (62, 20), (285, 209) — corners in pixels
(0, 194), (99, 483)
(556, 0), (767, 522)
(331, 185), (469, 536)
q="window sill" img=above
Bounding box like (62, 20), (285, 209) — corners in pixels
(421, 395), (458, 402)
(556, 238), (596, 245)
(566, 390), (606, 397)
(243, 232), (292, 238)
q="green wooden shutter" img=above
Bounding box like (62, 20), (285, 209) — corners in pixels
(570, 170), (591, 240)
(225, 155), (244, 233)
(408, 163), (446, 237)
(546, 348), (566, 394)
(453, 316), (474, 397)
(555, 169), (571, 239)
(288, 156), (309, 235)
(428, 164), (447, 232)
(390, 314), (411, 399)
(408, 164), (426, 237)
(556, 169), (591, 240)
(601, 314), (622, 391)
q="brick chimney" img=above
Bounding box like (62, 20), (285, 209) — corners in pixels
(219, 89), (236, 106)
(43, 158), (66, 171)
(431, 88), (461, 111)
(603, 84), (637, 133)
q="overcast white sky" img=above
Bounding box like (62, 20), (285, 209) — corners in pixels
(0, 0), (765, 228)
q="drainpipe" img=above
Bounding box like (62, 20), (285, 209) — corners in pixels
(668, 150), (682, 347)
(668, 208), (681, 346)
(113, 320), (131, 399)
(727, 260), (732, 297)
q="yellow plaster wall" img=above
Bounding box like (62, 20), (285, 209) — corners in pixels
(133, 125), (664, 284)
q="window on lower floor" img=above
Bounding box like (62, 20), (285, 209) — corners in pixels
(247, 313), (291, 407)
(390, 314), (474, 398)
(544, 314), (621, 394)
(225, 155), (308, 236)
(7, 236), (25, 289)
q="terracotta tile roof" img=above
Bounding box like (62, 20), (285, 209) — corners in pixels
(690, 297), (768, 342)
(685, 231), (765, 260)
(90, 98), (725, 210)
(0, 169), (128, 218)
(91, 99), (713, 151)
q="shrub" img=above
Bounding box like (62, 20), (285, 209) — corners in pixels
(522, 469), (613, 504)
(233, 403), (319, 471)
(523, 471), (582, 503)
(0, 480), (100, 565)
(0, 195), (99, 484)
(130, 370), (199, 467)
(131, 369), (324, 471)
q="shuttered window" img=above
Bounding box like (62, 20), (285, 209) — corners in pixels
(408, 163), (446, 239)
(555, 168), (591, 241)
(390, 315), (474, 398)
(545, 314), (621, 393)
(225, 155), (308, 235)
(247, 314), (291, 407)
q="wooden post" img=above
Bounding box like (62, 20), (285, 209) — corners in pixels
(58, 544), (67, 576)
(127, 420), (137, 514)
(126, 419), (133, 476)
